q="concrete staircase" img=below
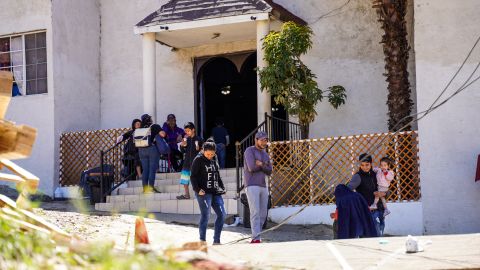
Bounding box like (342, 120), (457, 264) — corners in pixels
(95, 168), (239, 214)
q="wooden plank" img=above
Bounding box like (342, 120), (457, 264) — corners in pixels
(0, 159), (39, 192)
(0, 194), (71, 241)
(0, 71), (13, 118)
(0, 124), (37, 160)
(0, 172), (25, 183)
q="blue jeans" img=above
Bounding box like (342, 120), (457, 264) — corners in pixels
(216, 143), (226, 169)
(138, 145), (160, 188)
(195, 193), (226, 243)
(371, 210), (385, 236)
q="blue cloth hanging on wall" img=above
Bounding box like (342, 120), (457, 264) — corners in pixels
(335, 184), (378, 239)
(12, 83), (21, 96)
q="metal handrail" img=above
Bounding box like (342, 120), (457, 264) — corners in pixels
(99, 139), (135, 203)
(268, 114), (301, 125)
(238, 120), (267, 145)
(235, 113), (304, 195)
(103, 141), (122, 154)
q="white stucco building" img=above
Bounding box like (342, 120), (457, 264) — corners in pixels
(1, 0), (479, 235)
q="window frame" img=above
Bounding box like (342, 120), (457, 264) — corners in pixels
(0, 30), (47, 96)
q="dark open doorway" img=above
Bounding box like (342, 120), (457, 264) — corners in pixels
(271, 96), (288, 141)
(196, 52), (258, 168)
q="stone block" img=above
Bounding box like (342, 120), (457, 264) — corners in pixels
(145, 200), (161, 212)
(124, 194), (139, 202)
(178, 199), (194, 214)
(161, 200), (177, 213)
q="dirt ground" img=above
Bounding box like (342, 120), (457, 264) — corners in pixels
(33, 199), (334, 251)
(4, 188), (479, 270)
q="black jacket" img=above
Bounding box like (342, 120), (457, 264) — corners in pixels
(354, 169), (384, 210)
(181, 135), (203, 170)
(190, 154), (225, 195)
(335, 184), (378, 239)
(121, 130), (135, 155)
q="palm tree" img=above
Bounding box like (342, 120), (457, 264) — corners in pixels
(373, 0), (413, 131)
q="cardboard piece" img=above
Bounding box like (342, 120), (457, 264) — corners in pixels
(0, 71), (13, 119)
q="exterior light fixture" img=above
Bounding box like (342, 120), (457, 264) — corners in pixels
(221, 85), (231, 95)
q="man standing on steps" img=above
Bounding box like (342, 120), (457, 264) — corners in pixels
(244, 131), (272, 243)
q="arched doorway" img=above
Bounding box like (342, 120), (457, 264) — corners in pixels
(195, 52), (258, 168)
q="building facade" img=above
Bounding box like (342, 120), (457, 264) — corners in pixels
(1, 0), (479, 234)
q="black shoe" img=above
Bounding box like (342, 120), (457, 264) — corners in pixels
(153, 187), (161, 193)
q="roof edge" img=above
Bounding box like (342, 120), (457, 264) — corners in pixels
(134, 12), (270, 34)
(264, 0), (307, 25)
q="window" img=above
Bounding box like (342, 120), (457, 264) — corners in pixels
(0, 31), (47, 96)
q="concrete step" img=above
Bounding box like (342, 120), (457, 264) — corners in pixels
(95, 198), (239, 214)
(118, 182), (237, 195)
(106, 191), (236, 203)
(127, 176), (237, 188)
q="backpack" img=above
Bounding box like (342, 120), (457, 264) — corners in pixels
(155, 135), (171, 155)
(133, 126), (152, 147)
(123, 138), (137, 157)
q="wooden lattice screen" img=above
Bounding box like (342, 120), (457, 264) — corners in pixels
(268, 131), (420, 207)
(59, 128), (129, 186)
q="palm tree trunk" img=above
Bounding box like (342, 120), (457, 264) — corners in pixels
(300, 122), (309, 139)
(373, 0), (413, 131)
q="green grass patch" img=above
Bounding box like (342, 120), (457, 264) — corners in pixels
(0, 217), (190, 269)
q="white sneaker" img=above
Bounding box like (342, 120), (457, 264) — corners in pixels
(383, 209), (391, 217)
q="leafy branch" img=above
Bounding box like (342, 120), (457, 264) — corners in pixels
(258, 22), (347, 137)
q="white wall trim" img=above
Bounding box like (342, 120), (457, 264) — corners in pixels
(0, 29), (47, 38)
(269, 202), (423, 236)
(134, 13), (269, 34)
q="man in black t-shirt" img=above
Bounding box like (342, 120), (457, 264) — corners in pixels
(210, 119), (229, 169)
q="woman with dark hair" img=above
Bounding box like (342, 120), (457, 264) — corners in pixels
(116, 119), (142, 180)
(190, 141), (226, 245)
(137, 114), (162, 193)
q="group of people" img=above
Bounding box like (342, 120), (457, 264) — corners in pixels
(117, 113), (235, 244)
(118, 114), (230, 194)
(119, 113), (394, 244)
(119, 115), (271, 244)
(332, 153), (394, 238)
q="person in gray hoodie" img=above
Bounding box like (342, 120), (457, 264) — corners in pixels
(243, 131), (272, 243)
